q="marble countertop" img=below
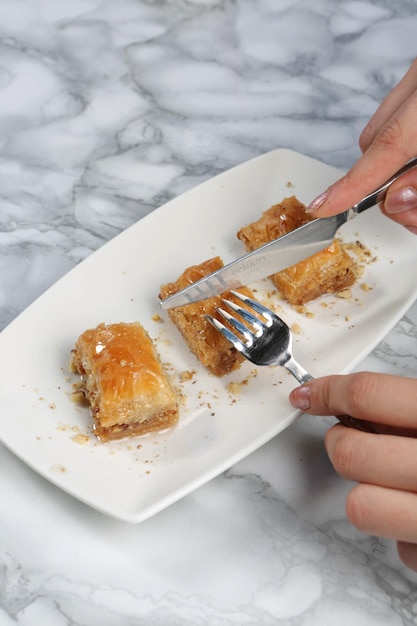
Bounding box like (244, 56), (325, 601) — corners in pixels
(1, 1), (417, 624)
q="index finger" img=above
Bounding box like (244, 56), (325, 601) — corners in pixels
(359, 58), (417, 152)
(289, 372), (417, 430)
(309, 91), (417, 217)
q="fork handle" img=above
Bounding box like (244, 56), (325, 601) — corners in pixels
(286, 364), (379, 434)
(335, 413), (379, 434)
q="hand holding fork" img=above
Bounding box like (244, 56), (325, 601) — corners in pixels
(207, 291), (378, 434)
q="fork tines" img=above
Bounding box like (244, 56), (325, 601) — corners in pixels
(206, 290), (272, 349)
(228, 291), (274, 323)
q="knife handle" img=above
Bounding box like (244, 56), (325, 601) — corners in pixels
(352, 157), (417, 214)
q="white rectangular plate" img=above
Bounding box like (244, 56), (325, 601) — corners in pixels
(1, 149), (417, 522)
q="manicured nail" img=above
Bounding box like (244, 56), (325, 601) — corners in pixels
(306, 190), (328, 213)
(384, 186), (417, 214)
(289, 385), (311, 410)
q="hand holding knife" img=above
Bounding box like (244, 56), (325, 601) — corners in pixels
(160, 157), (417, 310)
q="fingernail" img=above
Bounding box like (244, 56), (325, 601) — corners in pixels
(306, 190), (328, 213)
(289, 385), (311, 410)
(384, 186), (417, 214)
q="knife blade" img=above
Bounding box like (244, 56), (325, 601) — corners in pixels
(160, 211), (350, 309)
(159, 157), (417, 309)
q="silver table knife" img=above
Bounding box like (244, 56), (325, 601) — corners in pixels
(160, 157), (417, 309)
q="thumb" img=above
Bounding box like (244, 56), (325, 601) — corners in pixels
(380, 170), (417, 234)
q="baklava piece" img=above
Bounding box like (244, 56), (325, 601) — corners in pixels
(159, 257), (254, 376)
(237, 195), (357, 305)
(71, 322), (179, 442)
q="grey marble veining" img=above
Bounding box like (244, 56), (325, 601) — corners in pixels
(1, 1), (417, 624)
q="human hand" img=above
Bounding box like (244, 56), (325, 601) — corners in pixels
(308, 58), (417, 234)
(289, 371), (417, 571)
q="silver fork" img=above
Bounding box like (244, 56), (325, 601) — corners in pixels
(207, 290), (378, 434)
